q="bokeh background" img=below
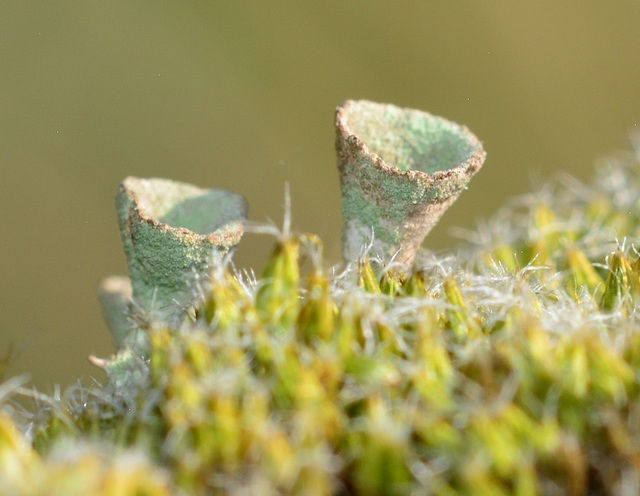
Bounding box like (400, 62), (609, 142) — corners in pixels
(2, 1), (640, 390)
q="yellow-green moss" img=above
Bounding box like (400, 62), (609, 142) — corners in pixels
(4, 144), (640, 494)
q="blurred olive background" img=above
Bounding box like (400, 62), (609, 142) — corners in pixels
(1, 1), (639, 391)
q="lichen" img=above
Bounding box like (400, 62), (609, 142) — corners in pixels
(340, 100), (479, 173)
(114, 177), (247, 326)
(336, 100), (485, 263)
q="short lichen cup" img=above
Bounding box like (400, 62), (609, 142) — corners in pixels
(114, 177), (248, 326)
(336, 100), (486, 265)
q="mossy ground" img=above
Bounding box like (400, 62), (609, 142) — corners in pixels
(3, 144), (640, 495)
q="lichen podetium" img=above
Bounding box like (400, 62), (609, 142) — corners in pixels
(336, 100), (485, 265)
(109, 177), (248, 331)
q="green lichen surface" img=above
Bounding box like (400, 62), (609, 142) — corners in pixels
(341, 184), (402, 245)
(116, 179), (247, 316)
(340, 148), (473, 249)
(157, 191), (247, 236)
(350, 153), (472, 209)
(130, 177), (248, 234)
(5, 145), (640, 495)
(125, 217), (220, 309)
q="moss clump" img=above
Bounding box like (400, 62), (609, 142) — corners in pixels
(4, 145), (640, 494)
(0, 411), (172, 496)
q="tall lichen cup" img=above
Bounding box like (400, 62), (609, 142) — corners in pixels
(114, 177), (248, 326)
(336, 100), (486, 265)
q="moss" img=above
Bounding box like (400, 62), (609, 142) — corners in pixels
(4, 144), (640, 494)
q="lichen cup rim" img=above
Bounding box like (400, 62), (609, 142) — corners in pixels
(335, 99), (486, 265)
(121, 176), (247, 248)
(335, 99), (486, 184)
(111, 176), (249, 332)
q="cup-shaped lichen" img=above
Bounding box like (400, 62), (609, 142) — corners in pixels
(116, 177), (248, 324)
(96, 275), (133, 348)
(336, 100), (486, 264)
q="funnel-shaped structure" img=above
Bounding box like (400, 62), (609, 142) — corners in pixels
(115, 177), (248, 324)
(336, 100), (486, 264)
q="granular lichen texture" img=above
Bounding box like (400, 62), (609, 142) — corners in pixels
(5, 143), (640, 495)
(115, 177), (248, 325)
(336, 100), (485, 264)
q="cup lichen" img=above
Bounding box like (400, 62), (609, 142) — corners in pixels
(336, 100), (486, 264)
(99, 177), (248, 340)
